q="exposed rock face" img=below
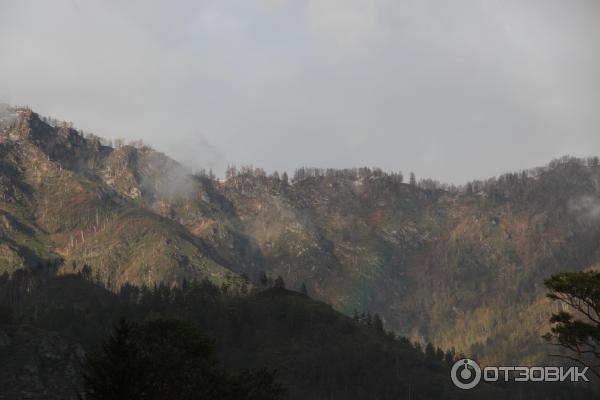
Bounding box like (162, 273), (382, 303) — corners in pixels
(0, 325), (84, 400)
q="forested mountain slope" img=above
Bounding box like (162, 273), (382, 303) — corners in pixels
(1, 106), (600, 364)
(0, 270), (593, 400)
(0, 107), (248, 287)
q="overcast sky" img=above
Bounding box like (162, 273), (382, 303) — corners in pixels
(1, 0), (599, 183)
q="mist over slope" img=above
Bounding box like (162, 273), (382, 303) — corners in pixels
(1, 107), (600, 364)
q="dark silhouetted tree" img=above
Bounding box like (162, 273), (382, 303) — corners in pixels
(425, 342), (436, 360)
(543, 271), (600, 378)
(81, 264), (92, 281)
(444, 349), (456, 365)
(409, 172), (416, 186)
(259, 271), (269, 288)
(300, 283), (308, 296)
(81, 318), (284, 399)
(372, 313), (384, 332)
(274, 276), (285, 289)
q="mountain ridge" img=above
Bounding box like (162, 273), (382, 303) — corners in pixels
(2, 106), (600, 364)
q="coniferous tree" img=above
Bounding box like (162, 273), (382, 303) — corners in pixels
(274, 276), (285, 289)
(436, 348), (445, 361)
(300, 282), (308, 296)
(81, 318), (284, 400)
(259, 271), (269, 288)
(81, 264), (92, 281)
(372, 313), (384, 332)
(444, 349), (456, 365)
(409, 172), (416, 186)
(425, 342), (436, 360)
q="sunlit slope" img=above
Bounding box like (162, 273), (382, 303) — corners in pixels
(0, 109), (240, 286)
(217, 162), (600, 364)
(2, 107), (599, 364)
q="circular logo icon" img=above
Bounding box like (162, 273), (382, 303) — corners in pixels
(451, 358), (482, 389)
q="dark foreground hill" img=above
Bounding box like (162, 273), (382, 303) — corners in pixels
(0, 270), (594, 399)
(0, 324), (83, 400)
(2, 105), (600, 366)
